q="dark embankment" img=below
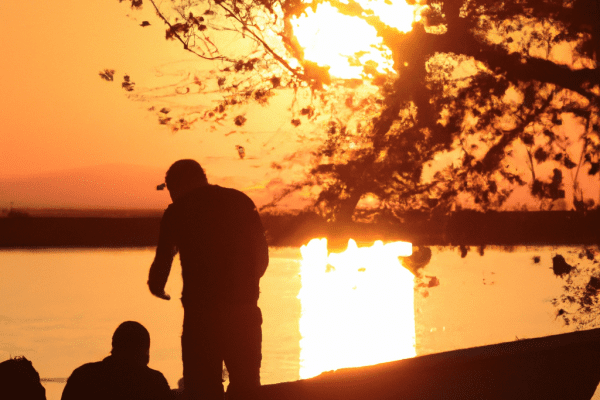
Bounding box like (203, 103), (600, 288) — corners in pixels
(0, 210), (599, 248)
(0, 217), (162, 248)
(256, 327), (600, 400)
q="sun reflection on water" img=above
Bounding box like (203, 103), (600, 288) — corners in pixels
(298, 238), (415, 379)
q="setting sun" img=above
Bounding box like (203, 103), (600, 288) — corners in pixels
(298, 238), (415, 379)
(291, 1), (417, 79)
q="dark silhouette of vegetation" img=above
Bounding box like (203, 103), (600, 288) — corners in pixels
(109, 0), (599, 222)
(5, 203), (31, 218)
(551, 246), (600, 330)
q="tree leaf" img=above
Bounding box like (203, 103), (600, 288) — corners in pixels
(130, 0), (143, 9)
(563, 155), (577, 169)
(552, 255), (573, 277)
(234, 115), (247, 126)
(99, 69), (115, 81)
(235, 145), (245, 159)
(534, 147), (548, 163)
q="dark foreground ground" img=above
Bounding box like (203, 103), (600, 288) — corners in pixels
(1, 210), (599, 248)
(256, 327), (600, 400)
(5, 328), (600, 400)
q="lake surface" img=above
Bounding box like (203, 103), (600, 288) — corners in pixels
(1, 245), (599, 400)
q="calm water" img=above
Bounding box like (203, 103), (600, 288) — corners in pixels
(1, 245), (599, 400)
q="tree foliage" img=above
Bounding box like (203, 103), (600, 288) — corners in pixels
(551, 247), (600, 330)
(113, 0), (600, 222)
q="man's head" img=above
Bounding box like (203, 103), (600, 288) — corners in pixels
(165, 159), (208, 201)
(111, 321), (151, 365)
(0, 356), (46, 400)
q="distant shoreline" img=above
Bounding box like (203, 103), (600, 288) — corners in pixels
(40, 378), (67, 383)
(0, 208), (164, 218)
(1, 210), (599, 248)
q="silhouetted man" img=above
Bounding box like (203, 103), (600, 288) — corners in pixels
(61, 321), (172, 400)
(149, 159), (269, 400)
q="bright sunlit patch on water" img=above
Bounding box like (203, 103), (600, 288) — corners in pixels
(291, 1), (417, 79)
(298, 238), (415, 379)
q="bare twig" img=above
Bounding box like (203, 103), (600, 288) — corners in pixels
(148, 0), (231, 62)
(216, 2), (305, 81)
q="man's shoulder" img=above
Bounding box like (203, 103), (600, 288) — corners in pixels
(144, 365), (168, 380)
(211, 184), (248, 196)
(70, 360), (167, 384)
(72, 360), (104, 374)
(140, 366), (171, 393)
(210, 185), (255, 207)
(166, 185), (256, 217)
(67, 360), (105, 382)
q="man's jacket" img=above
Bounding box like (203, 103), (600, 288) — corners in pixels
(61, 355), (171, 400)
(149, 185), (269, 305)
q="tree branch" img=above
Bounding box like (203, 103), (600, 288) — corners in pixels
(148, 0), (231, 61)
(327, 0), (598, 101)
(457, 38), (599, 102)
(216, 2), (306, 82)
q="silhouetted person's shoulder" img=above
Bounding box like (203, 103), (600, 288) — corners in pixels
(61, 356), (172, 400)
(165, 184), (257, 212)
(162, 184), (263, 247)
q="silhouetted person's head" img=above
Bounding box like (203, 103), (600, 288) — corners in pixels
(111, 321), (151, 366)
(0, 356), (46, 400)
(165, 159), (208, 201)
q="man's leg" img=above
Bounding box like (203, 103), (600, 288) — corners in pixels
(182, 306), (225, 400)
(223, 304), (262, 400)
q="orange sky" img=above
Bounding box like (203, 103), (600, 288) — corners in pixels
(1, 1), (198, 176)
(0, 0), (324, 210)
(1, 0), (598, 212)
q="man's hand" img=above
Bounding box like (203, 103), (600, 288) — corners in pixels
(151, 289), (171, 300)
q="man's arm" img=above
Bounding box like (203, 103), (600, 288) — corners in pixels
(249, 204), (269, 278)
(148, 210), (178, 300)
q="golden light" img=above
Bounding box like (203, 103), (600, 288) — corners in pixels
(298, 238), (415, 379)
(291, 1), (418, 79)
(355, 0), (418, 32)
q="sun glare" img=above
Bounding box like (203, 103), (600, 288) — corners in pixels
(298, 238), (415, 379)
(291, 1), (417, 79)
(354, 0), (419, 33)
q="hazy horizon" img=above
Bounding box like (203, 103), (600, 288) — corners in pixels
(0, 162), (287, 211)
